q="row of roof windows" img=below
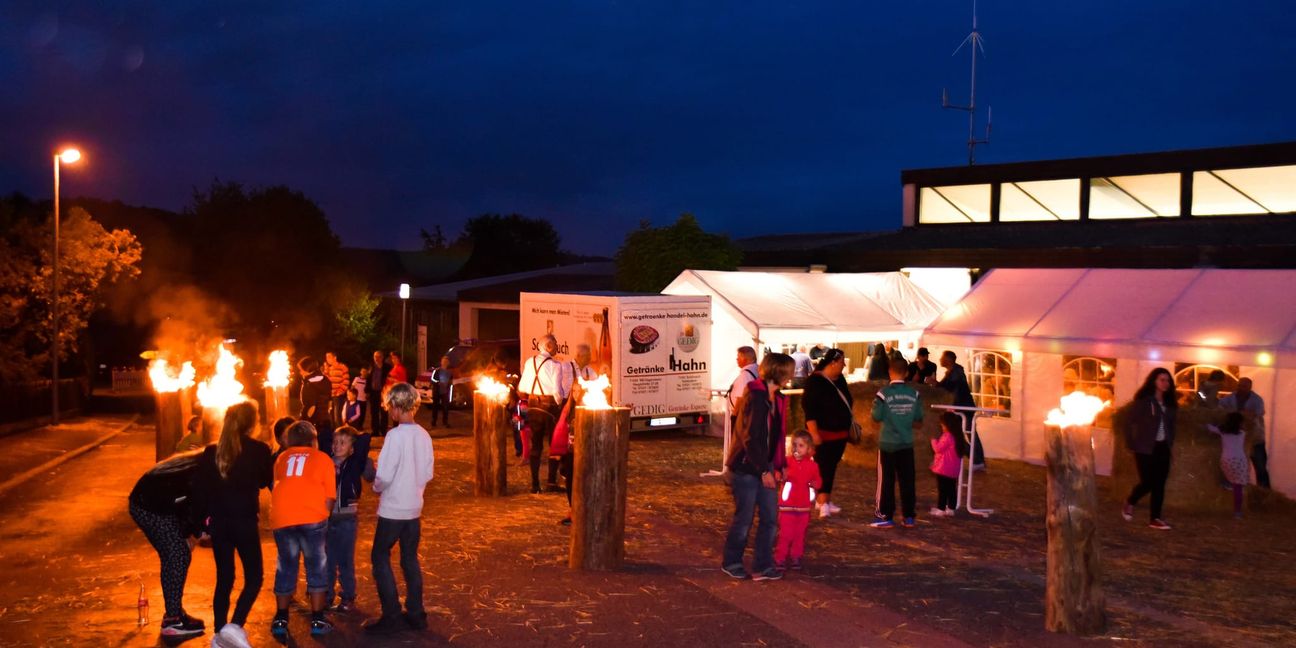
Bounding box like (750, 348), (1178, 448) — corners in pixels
(917, 164), (1296, 224)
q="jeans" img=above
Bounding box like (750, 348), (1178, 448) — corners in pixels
(272, 520), (329, 595)
(372, 517), (424, 619)
(369, 393), (388, 434)
(1127, 441), (1172, 520)
(210, 516), (262, 631)
(722, 472), (778, 573)
(331, 395), (347, 427)
(430, 390), (449, 426)
(325, 515), (358, 602)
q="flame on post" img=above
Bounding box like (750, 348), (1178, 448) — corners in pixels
(1045, 391), (1110, 428)
(149, 359), (196, 393)
(197, 344), (246, 409)
(578, 374), (612, 410)
(475, 375), (510, 401)
(263, 350), (290, 388)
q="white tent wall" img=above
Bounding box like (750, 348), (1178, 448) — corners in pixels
(1271, 366), (1296, 496)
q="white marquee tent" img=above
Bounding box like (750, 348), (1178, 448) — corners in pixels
(922, 268), (1296, 497)
(663, 270), (949, 390)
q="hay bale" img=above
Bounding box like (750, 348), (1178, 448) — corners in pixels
(1107, 404), (1235, 515)
(789, 381), (948, 470)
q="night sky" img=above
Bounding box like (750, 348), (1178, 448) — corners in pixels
(3, 1), (1294, 255)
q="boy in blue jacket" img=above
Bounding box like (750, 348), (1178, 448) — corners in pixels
(325, 425), (375, 611)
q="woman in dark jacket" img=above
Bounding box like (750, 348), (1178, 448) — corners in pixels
(1122, 368), (1177, 530)
(722, 353), (794, 581)
(129, 449), (207, 638)
(190, 400), (274, 645)
(802, 348), (852, 517)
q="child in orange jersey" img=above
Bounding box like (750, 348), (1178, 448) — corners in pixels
(270, 421), (336, 637)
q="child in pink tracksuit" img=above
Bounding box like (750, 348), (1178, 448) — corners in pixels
(929, 412), (967, 517)
(776, 430), (822, 571)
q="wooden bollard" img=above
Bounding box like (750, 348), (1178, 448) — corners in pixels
(570, 406), (631, 570)
(263, 385), (289, 426)
(472, 392), (510, 496)
(154, 392), (184, 461)
(1045, 423), (1106, 634)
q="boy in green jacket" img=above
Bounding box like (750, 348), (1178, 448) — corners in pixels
(870, 361), (924, 529)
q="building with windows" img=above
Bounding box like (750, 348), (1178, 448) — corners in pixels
(921, 267), (1296, 498)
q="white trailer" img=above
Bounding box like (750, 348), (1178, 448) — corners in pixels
(519, 292), (712, 432)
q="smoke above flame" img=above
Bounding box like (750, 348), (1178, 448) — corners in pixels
(197, 344), (245, 409)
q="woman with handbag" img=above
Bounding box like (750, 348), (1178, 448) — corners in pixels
(802, 348), (855, 518)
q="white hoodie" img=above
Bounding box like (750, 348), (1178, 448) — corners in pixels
(373, 422), (434, 520)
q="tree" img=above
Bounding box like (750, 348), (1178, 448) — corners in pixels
(332, 288), (396, 364)
(0, 195), (142, 381)
(454, 214), (563, 279)
(614, 213), (742, 292)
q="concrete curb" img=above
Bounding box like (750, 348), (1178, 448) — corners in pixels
(0, 415), (140, 498)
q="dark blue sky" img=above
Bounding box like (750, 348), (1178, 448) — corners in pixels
(3, 1), (1294, 254)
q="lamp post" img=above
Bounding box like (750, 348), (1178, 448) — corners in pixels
(399, 283), (411, 361)
(51, 147), (82, 425)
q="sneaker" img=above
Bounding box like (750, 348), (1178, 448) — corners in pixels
(210, 634), (224, 648)
(902, 517), (916, 528)
(218, 623), (253, 648)
(944, 507), (956, 517)
(972, 463), (987, 472)
(180, 611), (206, 629)
(824, 502), (842, 515)
(751, 568), (783, 582)
(364, 615), (408, 635)
(870, 519), (895, 529)
(721, 564), (749, 579)
(928, 507), (947, 518)
(1148, 519), (1172, 531)
(1121, 503), (1134, 522)
(329, 598), (356, 613)
(818, 505), (833, 519)
(270, 613), (289, 637)
(789, 560), (803, 571)
(774, 561), (786, 571)
(161, 615), (205, 638)
(405, 612), (429, 630)
(310, 617), (333, 636)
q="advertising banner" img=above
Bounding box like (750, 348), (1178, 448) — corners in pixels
(619, 306), (711, 418)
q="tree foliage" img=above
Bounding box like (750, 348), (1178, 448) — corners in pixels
(0, 195), (142, 381)
(614, 213), (742, 292)
(454, 214), (563, 279)
(332, 289), (396, 363)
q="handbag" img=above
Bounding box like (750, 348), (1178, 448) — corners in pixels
(830, 380), (863, 445)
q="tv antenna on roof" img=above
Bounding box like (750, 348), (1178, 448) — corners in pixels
(942, 0), (992, 165)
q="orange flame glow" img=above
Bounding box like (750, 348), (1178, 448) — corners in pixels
(263, 350), (290, 389)
(149, 359), (195, 393)
(475, 375), (510, 401)
(578, 374), (612, 410)
(197, 344), (245, 409)
(1045, 391), (1110, 428)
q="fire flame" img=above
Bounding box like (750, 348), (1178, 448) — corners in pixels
(578, 374), (612, 410)
(263, 350), (290, 389)
(1045, 391), (1110, 428)
(197, 344), (245, 409)
(149, 359), (195, 393)
(475, 375), (510, 401)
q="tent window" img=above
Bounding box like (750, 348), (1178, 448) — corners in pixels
(969, 350), (1012, 417)
(1173, 363), (1239, 407)
(1063, 356), (1116, 428)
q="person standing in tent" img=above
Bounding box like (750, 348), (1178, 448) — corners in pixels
(1221, 377), (1269, 489)
(803, 348), (852, 518)
(728, 347), (760, 431)
(927, 350), (985, 470)
(1121, 368), (1178, 531)
(906, 347), (938, 384)
(790, 345), (814, 388)
(866, 344), (890, 381)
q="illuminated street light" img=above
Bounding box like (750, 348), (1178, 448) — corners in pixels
(399, 283), (411, 364)
(52, 147), (83, 425)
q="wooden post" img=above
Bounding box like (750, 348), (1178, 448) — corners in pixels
(154, 392), (184, 461)
(1045, 423), (1106, 634)
(570, 406), (631, 570)
(264, 385), (289, 427)
(472, 392), (510, 496)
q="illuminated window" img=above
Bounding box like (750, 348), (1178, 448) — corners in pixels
(1063, 356), (1116, 428)
(1172, 363), (1238, 406)
(1088, 173), (1180, 219)
(999, 179), (1081, 222)
(969, 350), (1012, 417)
(919, 185), (991, 223)
(1193, 165), (1296, 216)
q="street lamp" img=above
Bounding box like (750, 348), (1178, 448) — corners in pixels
(52, 147), (82, 425)
(399, 283), (411, 363)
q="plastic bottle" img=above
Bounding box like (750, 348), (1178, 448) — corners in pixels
(137, 580), (149, 626)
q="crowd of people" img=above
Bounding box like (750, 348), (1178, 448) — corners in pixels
(130, 354), (435, 646)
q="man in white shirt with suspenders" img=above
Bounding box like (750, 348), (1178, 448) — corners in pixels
(519, 334), (568, 494)
(728, 346), (759, 430)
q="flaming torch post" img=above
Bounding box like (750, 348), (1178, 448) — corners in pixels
(1044, 392), (1109, 635)
(197, 344), (246, 444)
(472, 377), (512, 497)
(149, 360), (195, 461)
(263, 351), (291, 426)
(569, 376), (630, 571)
